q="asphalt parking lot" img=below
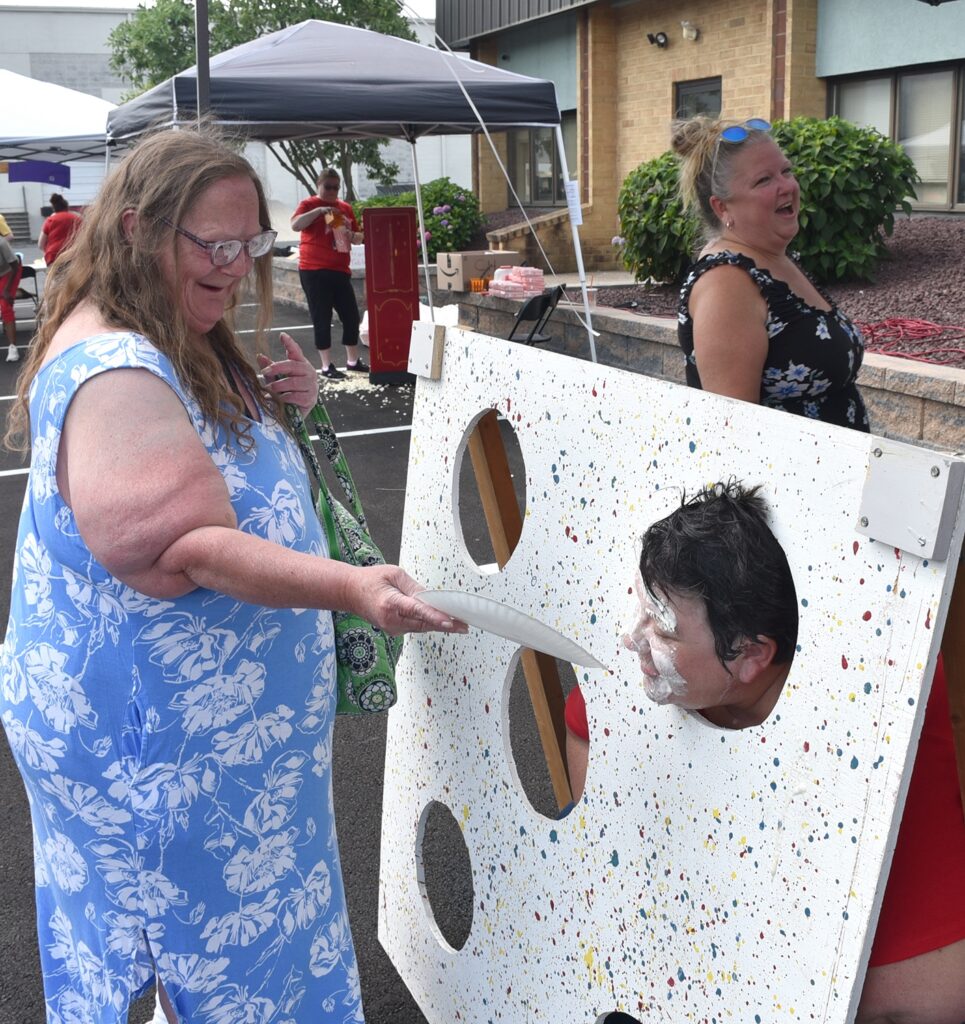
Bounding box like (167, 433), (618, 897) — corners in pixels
(0, 294), (557, 1024)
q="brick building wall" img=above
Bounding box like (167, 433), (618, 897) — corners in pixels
(472, 0), (823, 274)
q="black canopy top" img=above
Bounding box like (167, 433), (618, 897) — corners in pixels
(107, 19), (560, 144)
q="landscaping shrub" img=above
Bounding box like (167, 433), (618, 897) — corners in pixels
(355, 177), (484, 262)
(771, 116), (918, 283)
(616, 152), (699, 286)
(616, 116), (920, 285)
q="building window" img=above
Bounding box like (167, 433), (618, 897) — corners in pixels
(674, 77), (722, 119)
(899, 69), (954, 205)
(836, 77), (890, 136)
(507, 110), (577, 206)
(832, 65), (964, 210)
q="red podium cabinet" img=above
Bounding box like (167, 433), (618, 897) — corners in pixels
(362, 206), (419, 384)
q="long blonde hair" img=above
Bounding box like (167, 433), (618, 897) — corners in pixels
(6, 125), (278, 453)
(671, 115), (772, 238)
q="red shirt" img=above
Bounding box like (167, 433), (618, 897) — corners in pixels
(41, 210), (82, 265)
(293, 196), (358, 274)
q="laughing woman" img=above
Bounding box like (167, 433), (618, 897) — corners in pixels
(673, 115), (869, 431)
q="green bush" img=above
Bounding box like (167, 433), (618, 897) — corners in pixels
(355, 177), (484, 262)
(617, 152), (699, 285)
(616, 116), (920, 285)
(771, 116), (918, 282)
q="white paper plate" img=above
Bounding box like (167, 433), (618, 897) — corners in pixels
(420, 590), (604, 669)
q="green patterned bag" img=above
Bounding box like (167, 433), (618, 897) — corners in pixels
(290, 402), (402, 715)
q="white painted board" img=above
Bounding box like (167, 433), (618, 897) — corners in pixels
(379, 329), (964, 1023)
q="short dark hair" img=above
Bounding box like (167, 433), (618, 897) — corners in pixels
(49, 193), (69, 212)
(639, 481), (798, 665)
(316, 168), (340, 187)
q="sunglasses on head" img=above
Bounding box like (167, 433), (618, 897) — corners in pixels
(718, 118), (771, 143)
(711, 118), (772, 193)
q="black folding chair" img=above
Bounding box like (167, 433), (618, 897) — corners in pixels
(506, 284), (565, 345)
(14, 259), (40, 313)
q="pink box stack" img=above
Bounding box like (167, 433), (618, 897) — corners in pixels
(488, 266), (545, 299)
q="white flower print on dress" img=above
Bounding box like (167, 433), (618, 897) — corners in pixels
(19, 532), (55, 624)
(169, 659), (266, 735)
(25, 643), (97, 734)
(155, 951), (231, 995)
(39, 775), (133, 836)
(199, 985), (276, 1024)
(224, 828), (300, 895)
(213, 706), (294, 767)
(2, 712), (67, 771)
(103, 910), (163, 955)
(90, 838), (188, 915)
(127, 754), (208, 842)
(308, 912), (353, 977)
(209, 446), (249, 498)
(200, 889), (281, 953)
(29, 422), (61, 503)
(63, 568), (128, 643)
(243, 751), (307, 835)
(138, 613), (239, 681)
(47, 906), (80, 972)
(240, 480), (305, 545)
(279, 859), (333, 937)
(43, 830), (89, 893)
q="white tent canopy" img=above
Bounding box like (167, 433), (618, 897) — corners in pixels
(0, 70), (115, 163)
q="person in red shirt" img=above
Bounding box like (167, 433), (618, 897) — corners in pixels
(290, 169), (366, 380)
(0, 233), (22, 362)
(38, 193), (83, 266)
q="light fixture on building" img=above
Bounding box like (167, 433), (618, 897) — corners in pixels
(681, 20), (700, 42)
(647, 31), (669, 48)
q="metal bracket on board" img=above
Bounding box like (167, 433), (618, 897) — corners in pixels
(856, 437), (965, 560)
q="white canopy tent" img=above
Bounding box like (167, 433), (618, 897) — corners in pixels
(0, 70), (115, 164)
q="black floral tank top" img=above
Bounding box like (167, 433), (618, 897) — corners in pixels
(677, 251), (870, 432)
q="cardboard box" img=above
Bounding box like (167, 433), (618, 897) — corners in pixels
(435, 250), (523, 292)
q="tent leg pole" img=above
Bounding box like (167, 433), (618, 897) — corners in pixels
(410, 139), (434, 319)
(555, 125), (596, 363)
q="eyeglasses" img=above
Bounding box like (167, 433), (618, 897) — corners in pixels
(158, 217), (277, 266)
(321, 183), (340, 192)
(711, 118), (772, 193)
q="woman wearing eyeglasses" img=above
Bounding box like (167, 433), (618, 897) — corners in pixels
(673, 116), (869, 431)
(291, 168), (366, 380)
(669, 117), (965, 1024)
(0, 127), (465, 1024)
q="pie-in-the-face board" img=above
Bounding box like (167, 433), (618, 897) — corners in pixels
(380, 327), (965, 1023)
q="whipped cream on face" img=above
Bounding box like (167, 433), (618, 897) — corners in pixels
(622, 574), (689, 705)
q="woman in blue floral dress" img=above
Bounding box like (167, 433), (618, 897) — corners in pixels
(0, 128), (463, 1024)
(672, 115), (869, 432)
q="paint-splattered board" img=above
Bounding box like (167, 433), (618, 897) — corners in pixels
(379, 329), (964, 1023)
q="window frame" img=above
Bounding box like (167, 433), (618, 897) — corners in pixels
(830, 62), (965, 212)
(674, 76), (723, 120)
(506, 110), (577, 208)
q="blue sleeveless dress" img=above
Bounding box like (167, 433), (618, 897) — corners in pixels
(0, 333), (363, 1023)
